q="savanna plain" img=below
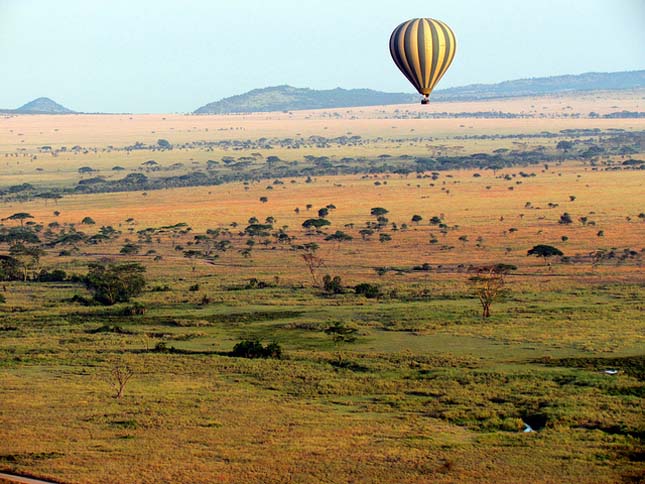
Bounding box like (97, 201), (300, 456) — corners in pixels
(0, 91), (644, 483)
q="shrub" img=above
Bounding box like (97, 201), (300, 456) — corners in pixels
(559, 212), (573, 224)
(151, 284), (171, 292)
(121, 303), (146, 316)
(355, 283), (381, 298)
(68, 294), (96, 306)
(324, 321), (358, 343)
(37, 269), (67, 282)
(231, 339), (282, 359)
(87, 324), (134, 335)
(120, 243), (140, 255)
(245, 278), (271, 289)
(323, 274), (344, 294)
(153, 342), (175, 353)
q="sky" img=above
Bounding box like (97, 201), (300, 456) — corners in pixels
(0, 0), (643, 113)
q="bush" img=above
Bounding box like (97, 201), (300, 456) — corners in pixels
(86, 324), (134, 335)
(120, 243), (140, 255)
(355, 283), (381, 298)
(189, 283), (200, 292)
(151, 285), (171, 292)
(324, 321), (358, 343)
(153, 342), (175, 353)
(37, 269), (67, 282)
(121, 303), (146, 316)
(323, 274), (344, 294)
(559, 212), (573, 224)
(68, 294), (96, 306)
(231, 339), (282, 359)
(0, 293), (5, 304)
(245, 278), (272, 289)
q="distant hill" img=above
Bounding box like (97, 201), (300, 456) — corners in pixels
(431, 70), (645, 102)
(0, 97), (75, 114)
(194, 70), (645, 114)
(194, 86), (416, 114)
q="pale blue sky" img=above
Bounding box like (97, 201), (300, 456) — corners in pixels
(0, 0), (643, 113)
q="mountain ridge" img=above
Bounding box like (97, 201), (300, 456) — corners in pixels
(194, 70), (645, 114)
(2, 70), (643, 115)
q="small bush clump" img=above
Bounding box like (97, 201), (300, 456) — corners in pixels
(231, 339), (282, 359)
(354, 283), (381, 298)
(121, 303), (146, 316)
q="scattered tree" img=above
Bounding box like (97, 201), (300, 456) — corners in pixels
(325, 230), (353, 244)
(301, 251), (325, 287)
(302, 218), (331, 230)
(559, 213), (573, 224)
(324, 321), (358, 343)
(468, 264), (516, 318)
(527, 245), (563, 265)
(109, 361), (134, 399)
(85, 261), (146, 305)
(3, 212), (34, 227)
(370, 207), (389, 217)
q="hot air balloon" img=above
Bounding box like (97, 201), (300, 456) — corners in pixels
(389, 18), (456, 104)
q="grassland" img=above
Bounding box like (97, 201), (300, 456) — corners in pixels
(0, 92), (644, 483)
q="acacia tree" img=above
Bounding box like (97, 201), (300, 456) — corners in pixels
(527, 245), (563, 265)
(324, 321), (358, 343)
(8, 244), (44, 281)
(324, 230), (353, 247)
(370, 207), (389, 217)
(302, 218), (331, 231)
(468, 264), (515, 319)
(85, 261), (146, 305)
(301, 253), (324, 287)
(3, 212), (34, 227)
(0, 255), (24, 281)
(324, 321), (359, 364)
(299, 244), (324, 287)
(109, 361), (135, 399)
(183, 249), (203, 272)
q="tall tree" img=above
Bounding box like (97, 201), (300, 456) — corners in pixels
(468, 264), (515, 319)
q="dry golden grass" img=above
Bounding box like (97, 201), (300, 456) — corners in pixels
(1, 89), (643, 186)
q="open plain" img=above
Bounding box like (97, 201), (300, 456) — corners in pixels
(1, 91), (644, 483)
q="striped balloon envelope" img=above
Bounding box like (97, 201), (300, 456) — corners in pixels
(389, 18), (456, 104)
